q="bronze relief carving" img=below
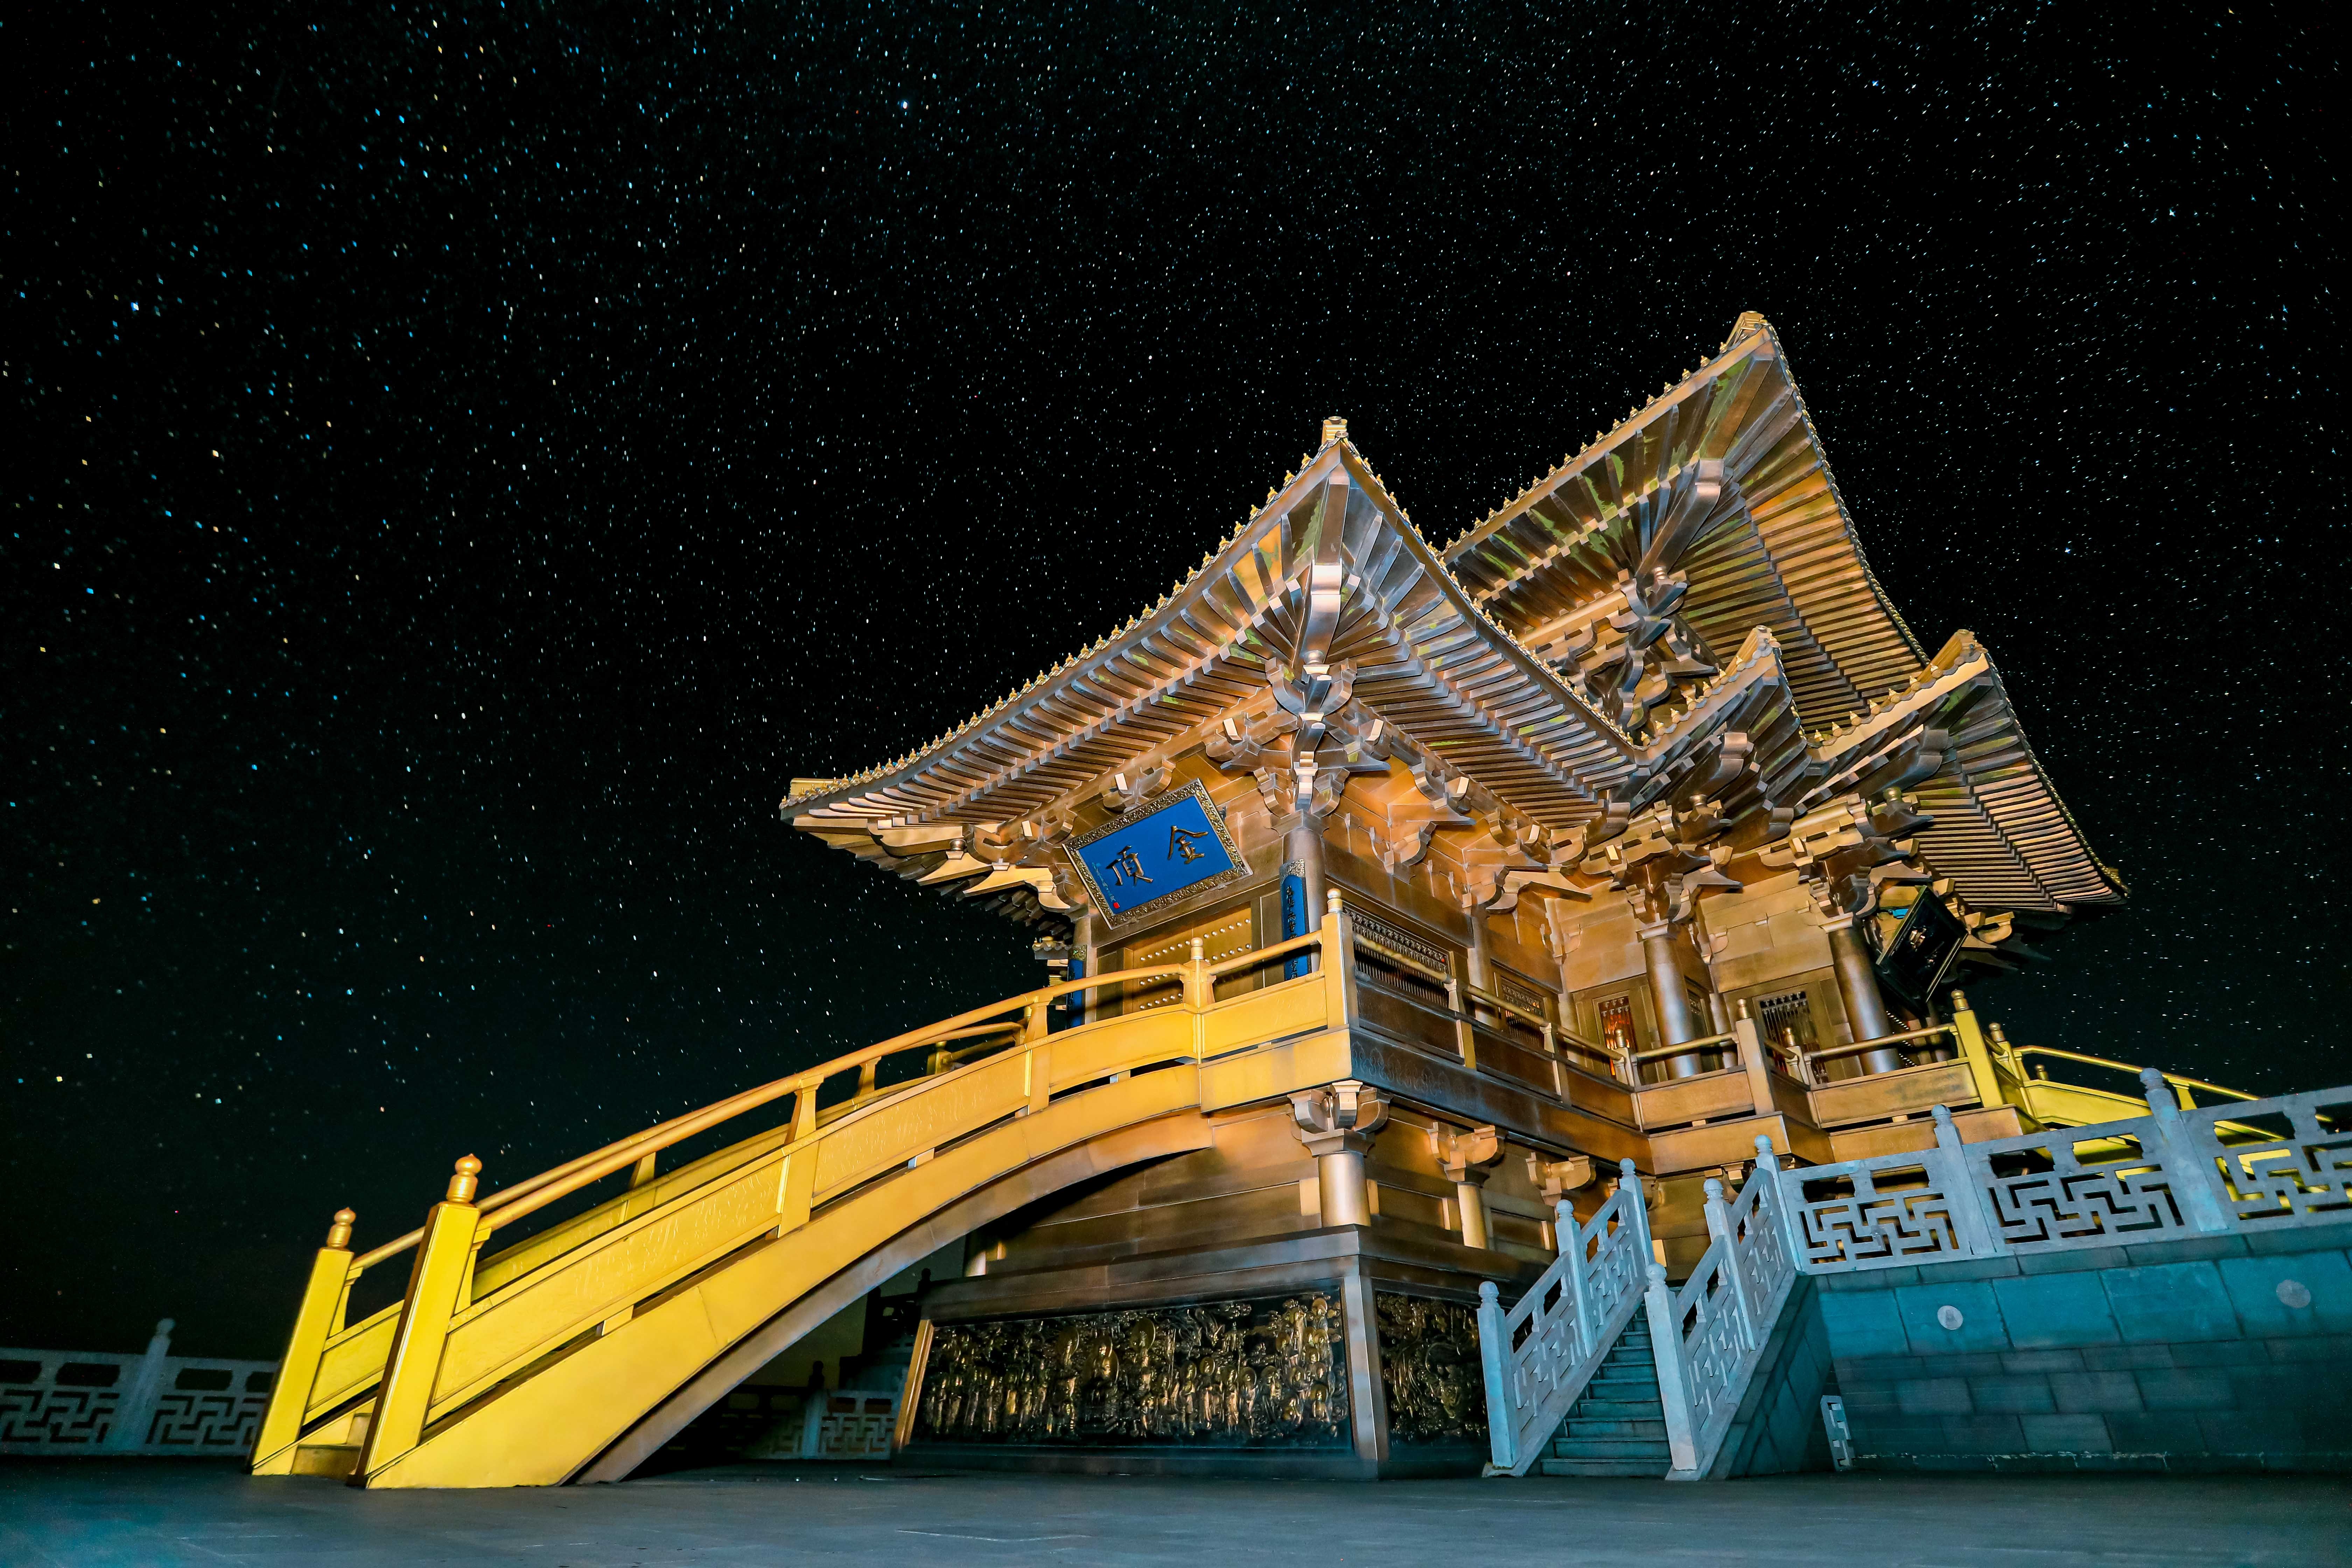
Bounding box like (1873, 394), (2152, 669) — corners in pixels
(1376, 1293), (1488, 1443)
(913, 1293), (1349, 1448)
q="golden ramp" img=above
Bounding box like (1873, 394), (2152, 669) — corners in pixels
(252, 920), (1359, 1489)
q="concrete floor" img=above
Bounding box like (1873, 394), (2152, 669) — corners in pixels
(1, 1461), (2346, 1567)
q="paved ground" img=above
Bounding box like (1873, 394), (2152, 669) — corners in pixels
(1, 1461), (2347, 1567)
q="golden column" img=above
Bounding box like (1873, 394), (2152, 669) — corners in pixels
(1437, 1125), (1505, 1250)
(1823, 913), (1898, 1071)
(1289, 1080), (1389, 1226)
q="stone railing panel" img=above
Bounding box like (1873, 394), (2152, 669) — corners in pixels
(0, 1322), (274, 1458)
(2187, 1088), (2352, 1227)
(1961, 1117), (2195, 1250)
(1787, 1146), (1972, 1272)
(1783, 1077), (2352, 1279)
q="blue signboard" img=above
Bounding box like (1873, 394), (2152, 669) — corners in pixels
(1069, 780), (1248, 927)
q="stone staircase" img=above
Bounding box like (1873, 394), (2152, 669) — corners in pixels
(1538, 1318), (1670, 1478)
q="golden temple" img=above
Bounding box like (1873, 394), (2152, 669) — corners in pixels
(254, 315), (2335, 1490)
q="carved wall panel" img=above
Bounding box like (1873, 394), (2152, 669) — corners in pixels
(913, 1292), (1349, 1448)
(1374, 1294), (1487, 1443)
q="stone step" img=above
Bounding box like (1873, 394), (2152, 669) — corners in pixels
(1573, 1397), (1665, 1420)
(290, 1442), (360, 1479)
(1539, 1456), (1671, 1478)
(1535, 1316), (1671, 1469)
(1562, 1417), (1668, 1440)
(1585, 1375), (1659, 1398)
(1551, 1436), (1674, 1461)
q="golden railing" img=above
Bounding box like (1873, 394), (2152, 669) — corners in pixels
(1345, 918), (1622, 1094)
(2015, 1045), (2253, 1107)
(251, 909), (1354, 1483)
(1625, 1030), (1738, 1068)
(1800, 1021), (1958, 1079)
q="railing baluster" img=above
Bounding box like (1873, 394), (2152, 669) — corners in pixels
(775, 1090), (818, 1235)
(1702, 1179), (1757, 1350)
(1929, 1105), (1996, 1257)
(249, 1209), (356, 1472)
(2138, 1068), (2235, 1233)
(1558, 1197), (1593, 1359)
(1478, 1281), (1513, 1471)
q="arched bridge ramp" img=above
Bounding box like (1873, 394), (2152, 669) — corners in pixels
(252, 924), (1353, 1489)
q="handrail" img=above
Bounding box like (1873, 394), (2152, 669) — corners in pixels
(476, 961), (1212, 1238)
(1454, 978), (1554, 1038)
(1553, 1026), (1611, 1060)
(342, 944), (1338, 1275)
(1479, 1161), (1654, 1474)
(1627, 1030), (1737, 1066)
(1645, 1140), (1797, 1477)
(2016, 1045), (2255, 1104)
(1804, 1022), (1954, 1066)
(1206, 927), (1324, 978)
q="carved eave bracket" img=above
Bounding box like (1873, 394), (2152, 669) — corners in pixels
(1516, 460), (1742, 737)
(1289, 1079), (1391, 1158)
(1433, 1124), (1505, 1186)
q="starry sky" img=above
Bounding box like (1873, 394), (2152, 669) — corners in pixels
(6, 4), (2340, 1357)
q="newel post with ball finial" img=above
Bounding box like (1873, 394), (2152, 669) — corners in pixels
(356, 1155), (486, 1484)
(250, 1207), (362, 1474)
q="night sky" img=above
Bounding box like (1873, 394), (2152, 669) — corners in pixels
(7, 4), (2340, 1359)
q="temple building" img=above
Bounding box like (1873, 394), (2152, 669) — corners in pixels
(771, 312), (2125, 1472)
(261, 316), (2343, 1491)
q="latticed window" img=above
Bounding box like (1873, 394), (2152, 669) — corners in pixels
(1494, 967), (1552, 1021)
(1757, 989), (1816, 1071)
(1350, 907), (1451, 1009)
(1596, 995), (1636, 1059)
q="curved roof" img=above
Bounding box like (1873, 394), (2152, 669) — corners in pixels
(788, 319), (2123, 914)
(1443, 312), (1924, 730)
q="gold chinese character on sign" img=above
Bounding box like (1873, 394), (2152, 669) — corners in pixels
(1105, 845), (1152, 887)
(1167, 825), (1210, 865)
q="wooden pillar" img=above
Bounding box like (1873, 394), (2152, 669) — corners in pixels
(1073, 912), (1099, 1027)
(1437, 1125), (1504, 1250)
(1292, 1080), (1388, 1228)
(1464, 905), (1493, 993)
(1825, 916), (1897, 1072)
(1643, 922), (1703, 1078)
(1284, 818), (1326, 939)
(1456, 1171), (1494, 1250)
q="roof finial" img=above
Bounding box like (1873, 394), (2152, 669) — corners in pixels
(1321, 415), (1348, 446)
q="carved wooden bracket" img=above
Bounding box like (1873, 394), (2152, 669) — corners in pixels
(1289, 1079), (1391, 1157)
(1526, 1152), (1597, 1204)
(1099, 764), (1171, 817)
(1434, 1124), (1505, 1185)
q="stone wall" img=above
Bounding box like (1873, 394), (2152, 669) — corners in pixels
(1710, 1274), (1837, 1477)
(1812, 1219), (2352, 1472)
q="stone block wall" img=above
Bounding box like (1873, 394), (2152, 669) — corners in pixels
(1711, 1274), (1838, 1477)
(1812, 1219), (2352, 1472)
